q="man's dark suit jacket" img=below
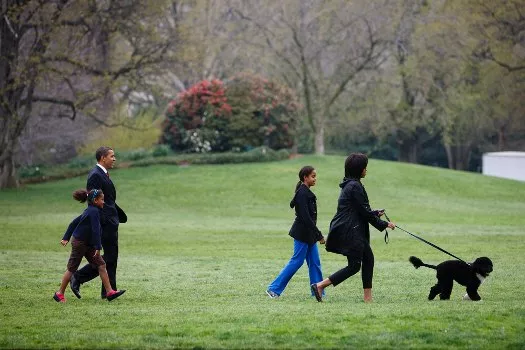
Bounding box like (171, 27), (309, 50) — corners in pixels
(87, 165), (127, 225)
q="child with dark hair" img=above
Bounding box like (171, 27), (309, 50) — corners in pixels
(53, 189), (125, 303)
(266, 166), (325, 298)
(311, 153), (395, 303)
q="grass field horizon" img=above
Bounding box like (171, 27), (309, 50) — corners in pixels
(1, 155), (524, 349)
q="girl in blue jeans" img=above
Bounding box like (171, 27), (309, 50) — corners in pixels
(266, 166), (325, 298)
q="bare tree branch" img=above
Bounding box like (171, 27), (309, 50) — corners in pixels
(22, 96), (77, 120)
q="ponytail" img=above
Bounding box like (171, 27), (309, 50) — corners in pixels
(295, 181), (302, 192)
(72, 189), (102, 204)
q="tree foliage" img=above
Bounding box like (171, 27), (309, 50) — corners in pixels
(2, 0), (524, 187)
(232, 0), (389, 154)
(0, 0), (177, 188)
(368, 0), (524, 170)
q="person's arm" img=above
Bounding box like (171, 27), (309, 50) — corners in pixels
(349, 185), (389, 231)
(294, 189), (323, 240)
(62, 214), (81, 242)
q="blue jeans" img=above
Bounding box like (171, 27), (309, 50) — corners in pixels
(268, 239), (324, 296)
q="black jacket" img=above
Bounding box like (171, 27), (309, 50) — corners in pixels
(289, 184), (323, 245)
(62, 205), (102, 249)
(87, 165), (127, 226)
(325, 177), (388, 255)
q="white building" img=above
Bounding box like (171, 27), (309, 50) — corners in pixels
(482, 151), (525, 182)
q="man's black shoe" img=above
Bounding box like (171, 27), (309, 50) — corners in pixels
(106, 289), (126, 301)
(69, 274), (81, 299)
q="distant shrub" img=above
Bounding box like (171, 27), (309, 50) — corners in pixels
(18, 165), (44, 178)
(160, 74), (300, 153)
(130, 147), (290, 167)
(225, 73), (298, 150)
(160, 79), (231, 152)
(117, 148), (150, 161)
(67, 156), (93, 169)
(151, 144), (172, 157)
(19, 146), (291, 183)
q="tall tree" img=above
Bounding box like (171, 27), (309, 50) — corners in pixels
(467, 0), (525, 151)
(470, 0), (525, 73)
(0, 0), (175, 188)
(233, 0), (388, 154)
(372, 0), (440, 163)
(432, 0), (525, 168)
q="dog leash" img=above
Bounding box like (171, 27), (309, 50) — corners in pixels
(383, 211), (468, 264)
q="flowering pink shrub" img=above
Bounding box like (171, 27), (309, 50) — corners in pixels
(161, 75), (299, 152)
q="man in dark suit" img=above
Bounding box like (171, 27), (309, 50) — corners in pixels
(70, 146), (127, 299)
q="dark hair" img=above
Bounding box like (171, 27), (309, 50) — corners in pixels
(73, 189), (103, 204)
(295, 165), (315, 191)
(95, 146), (113, 161)
(344, 153), (368, 179)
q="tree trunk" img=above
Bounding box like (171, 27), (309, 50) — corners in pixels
(0, 0), (20, 189)
(445, 144), (471, 170)
(0, 152), (18, 188)
(398, 141), (418, 163)
(498, 126), (506, 151)
(314, 123), (325, 155)
(96, 26), (113, 118)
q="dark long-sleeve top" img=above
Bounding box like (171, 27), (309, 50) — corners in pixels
(87, 165), (127, 226)
(325, 177), (388, 255)
(288, 183), (323, 245)
(62, 205), (102, 250)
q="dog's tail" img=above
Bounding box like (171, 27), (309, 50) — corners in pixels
(409, 256), (437, 270)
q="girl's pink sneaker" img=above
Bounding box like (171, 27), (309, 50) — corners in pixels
(53, 292), (66, 303)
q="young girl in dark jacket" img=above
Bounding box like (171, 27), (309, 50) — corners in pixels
(53, 189), (125, 303)
(311, 153), (395, 303)
(266, 166), (326, 298)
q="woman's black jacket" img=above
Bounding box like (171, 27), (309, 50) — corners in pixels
(325, 177), (388, 255)
(289, 184), (323, 245)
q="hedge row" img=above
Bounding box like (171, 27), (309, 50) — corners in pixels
(129, 147), (290, 167)
(19, 147), (291, 184)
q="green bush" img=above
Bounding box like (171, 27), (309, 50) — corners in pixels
(19, 146), (290, 183)
(152, 144), (172, 157)
(130, 147), (290, 167)
(67, 155), (93, 169)
(116, 148), (150, 161)
(161, 74), (299, 153)
(18, 165), (45, 178)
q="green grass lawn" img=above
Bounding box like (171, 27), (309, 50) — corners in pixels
(1, 155), (524, 349)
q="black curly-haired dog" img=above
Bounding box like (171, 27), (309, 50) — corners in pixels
(409, 256), (493, 301)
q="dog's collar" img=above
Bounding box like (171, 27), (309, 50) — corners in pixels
(476, 273), (485, 284)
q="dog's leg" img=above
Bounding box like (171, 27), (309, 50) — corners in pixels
(428, 284), (441, 300)
(439, 279), (453, 300)
(466, 286), (481, 301)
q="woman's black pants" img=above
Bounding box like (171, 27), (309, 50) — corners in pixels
(329, 244), (374, 289)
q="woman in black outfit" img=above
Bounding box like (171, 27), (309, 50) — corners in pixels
(311, 153), (395, 303)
